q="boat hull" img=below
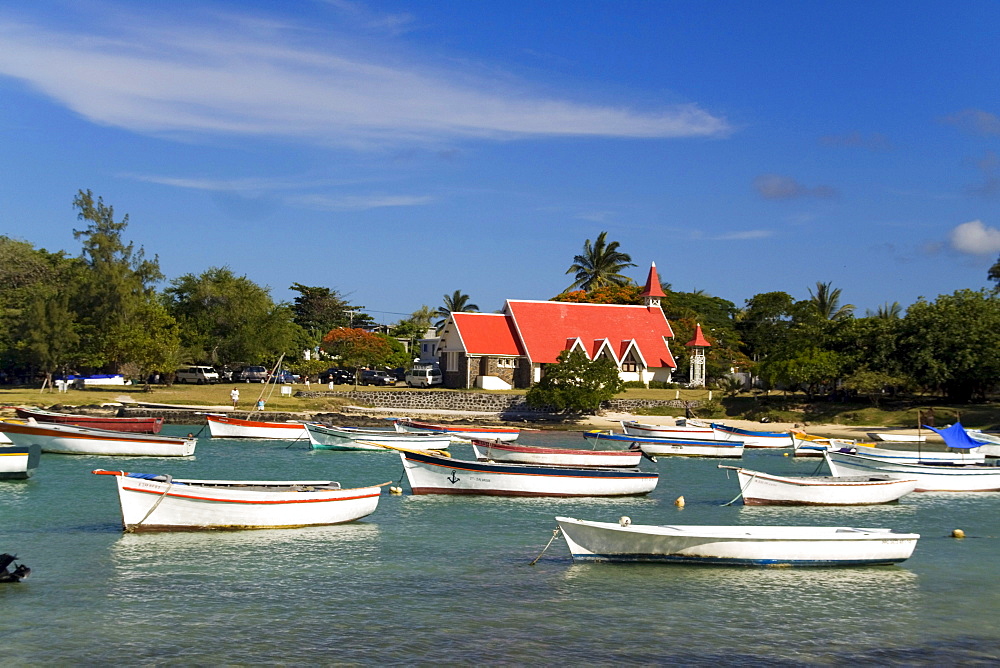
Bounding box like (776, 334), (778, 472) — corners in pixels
(730, 467), (917, 505)
(400, 451), (658, 497)
(791, 430), (834, 457)
(14, 407), (163, 433)
(306, 423), (451, 451)
(0, 421), (196, 457)
(555, 517), (919, 566)
(826, 451), (1000, 492)
(585, 430), (743, 458)
(394, 419), (520, 442)
(206, 415), (308, 440)
(0, 445), (41, 480)
(471, 440), (643, 467)
(850, 444), (985, 464)
(711, 423), (792, 448)
(620, 420), (719, 439)
(100, 472), (382, 531)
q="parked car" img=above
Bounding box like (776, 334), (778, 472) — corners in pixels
(175, 366), (220, 384)
(360, 370), (396, 386)
(405, 367), (442, 387)
(319, 367), (354, 385)
(236, 366), (268, 383)
(270, 369), (297, 384)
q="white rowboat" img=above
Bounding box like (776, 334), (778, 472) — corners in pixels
(848, 443), (985, 465)
(620, 420), (719, 439)
(0, 444), (41, 480)
(584, 430), (743, 458)
(305, 423), (451, 451)
(206, 414), (308, 440)
(555, 516), (920, 566)
(870, 432), (926, 443)
(471, 439), (643, 467)
(0, 420), (196, 457)
(711, 423), (793, 448)
(93, 470), (384, 531)
(719, 464), (917, 505)
(397, 449), (658, 497)
(825, 450), (1000, 492)
(393, 418), (520, 442)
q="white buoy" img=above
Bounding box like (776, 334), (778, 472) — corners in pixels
(952, 529), (965, 539)
(389, 486), (402, 495)
(619, 516), (631, 527)
(675, 495), (685, 508)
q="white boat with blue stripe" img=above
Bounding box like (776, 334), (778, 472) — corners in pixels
(555, 516), (920, 567)
(584, 429), (743, 458)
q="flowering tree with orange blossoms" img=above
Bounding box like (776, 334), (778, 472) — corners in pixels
(320, 328), (394, 382)
(550, 284), (642, 305)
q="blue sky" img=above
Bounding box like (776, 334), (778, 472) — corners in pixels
(2, 1), (1000, 324)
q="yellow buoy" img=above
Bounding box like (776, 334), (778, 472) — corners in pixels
(675, 495), (685, 508)
(783, 452), (789, 457)
(952, 529), (965, 539)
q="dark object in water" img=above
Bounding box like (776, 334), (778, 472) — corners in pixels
(0, 553), (30, 583)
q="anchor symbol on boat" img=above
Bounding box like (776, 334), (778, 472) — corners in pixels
(447, 470), (460, 484)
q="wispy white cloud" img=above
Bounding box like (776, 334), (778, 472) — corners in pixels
(819, 131), (891, 151)
(753, 174), (838, 200)
(0, 8), (730, 148)
(288, 193), (433, 211)
(949, 219), (1000, 255)
(941, 109), (1000, 136)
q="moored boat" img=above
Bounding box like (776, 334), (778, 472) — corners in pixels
(0, 444), (41, 480)
(791, 430), (836, 457)
(584, 430), (743, 458)
(719, 464), (917, 505)
(92, 470), (385, 531)
(847, 443), (985, 465)
(869, 431), (926, 443)
(0, 420), (196, 457)
(13, 406), (164, 434)
(471, 439), (643, 467)
(305, 423), (451, 451)
(206, 414), (308, 440)
(620, 419), (719, 439)
(825, 450), (1000, 492)
(393, 418), (519, 442)
(711, 423), (793, 448)
(554, 516), (920, 566)
(396, 449), (658, 497)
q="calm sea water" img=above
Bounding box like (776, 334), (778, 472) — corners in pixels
(2, 425), (999, 665)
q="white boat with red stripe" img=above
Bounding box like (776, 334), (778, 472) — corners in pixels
(206, 414), (308, 440)
(0, 419), (195, 457)
(471, 438), (643, 467)
(92, 470), (386, 531)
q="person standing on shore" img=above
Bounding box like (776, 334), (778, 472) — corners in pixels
(230, 387), (239, 409)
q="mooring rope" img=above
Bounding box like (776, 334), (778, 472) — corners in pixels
(132, 475), (174, 529)
(722, 470), (758, 506)
(529, 528), (562, 566)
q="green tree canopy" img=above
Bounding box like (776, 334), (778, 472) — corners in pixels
(565, 231), (636, 291)
(165, 266), (296, 367)
(525, 348), (625, 414)
(898, 289), (1000, 401)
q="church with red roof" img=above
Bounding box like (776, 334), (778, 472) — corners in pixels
(434, 263), (676, 389)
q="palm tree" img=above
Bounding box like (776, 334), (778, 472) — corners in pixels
(435, 290), (479, 327)
(865, 301), (902, 319)
(808, 281), (854, 320)
(565, 231), (636, 291)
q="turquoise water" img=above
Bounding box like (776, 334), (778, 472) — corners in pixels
(2, 426), (999, 665)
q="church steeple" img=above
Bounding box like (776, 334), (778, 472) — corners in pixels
(640, 262), (665, 309)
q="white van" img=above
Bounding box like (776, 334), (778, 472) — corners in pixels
(405, 367), (442, 387)
(175, 366), (220, 384)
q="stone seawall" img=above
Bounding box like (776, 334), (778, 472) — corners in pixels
(298, 391), (690, 417)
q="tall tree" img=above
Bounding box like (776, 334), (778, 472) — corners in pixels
(866, 301), (903, 319)
(320, 328), (396, 384)
(435, 290), (479, 327)
(808, 281), (855, 320)
(71, 190), (169, 370)
(165, 267), (295, 367)
(565, 231), (636, 291)
(989, 254), (1000, 291)
(16, 292), (80, 389)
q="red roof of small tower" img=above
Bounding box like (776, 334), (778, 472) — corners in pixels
(640, 262), (666, 298)
(686, 323), (711, 348)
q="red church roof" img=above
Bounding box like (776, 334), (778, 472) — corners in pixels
(505, 300), (675, 367)
(640, 262), (666, 298)
(449, 312), (524, 356)
(686, 323), (711, 348)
